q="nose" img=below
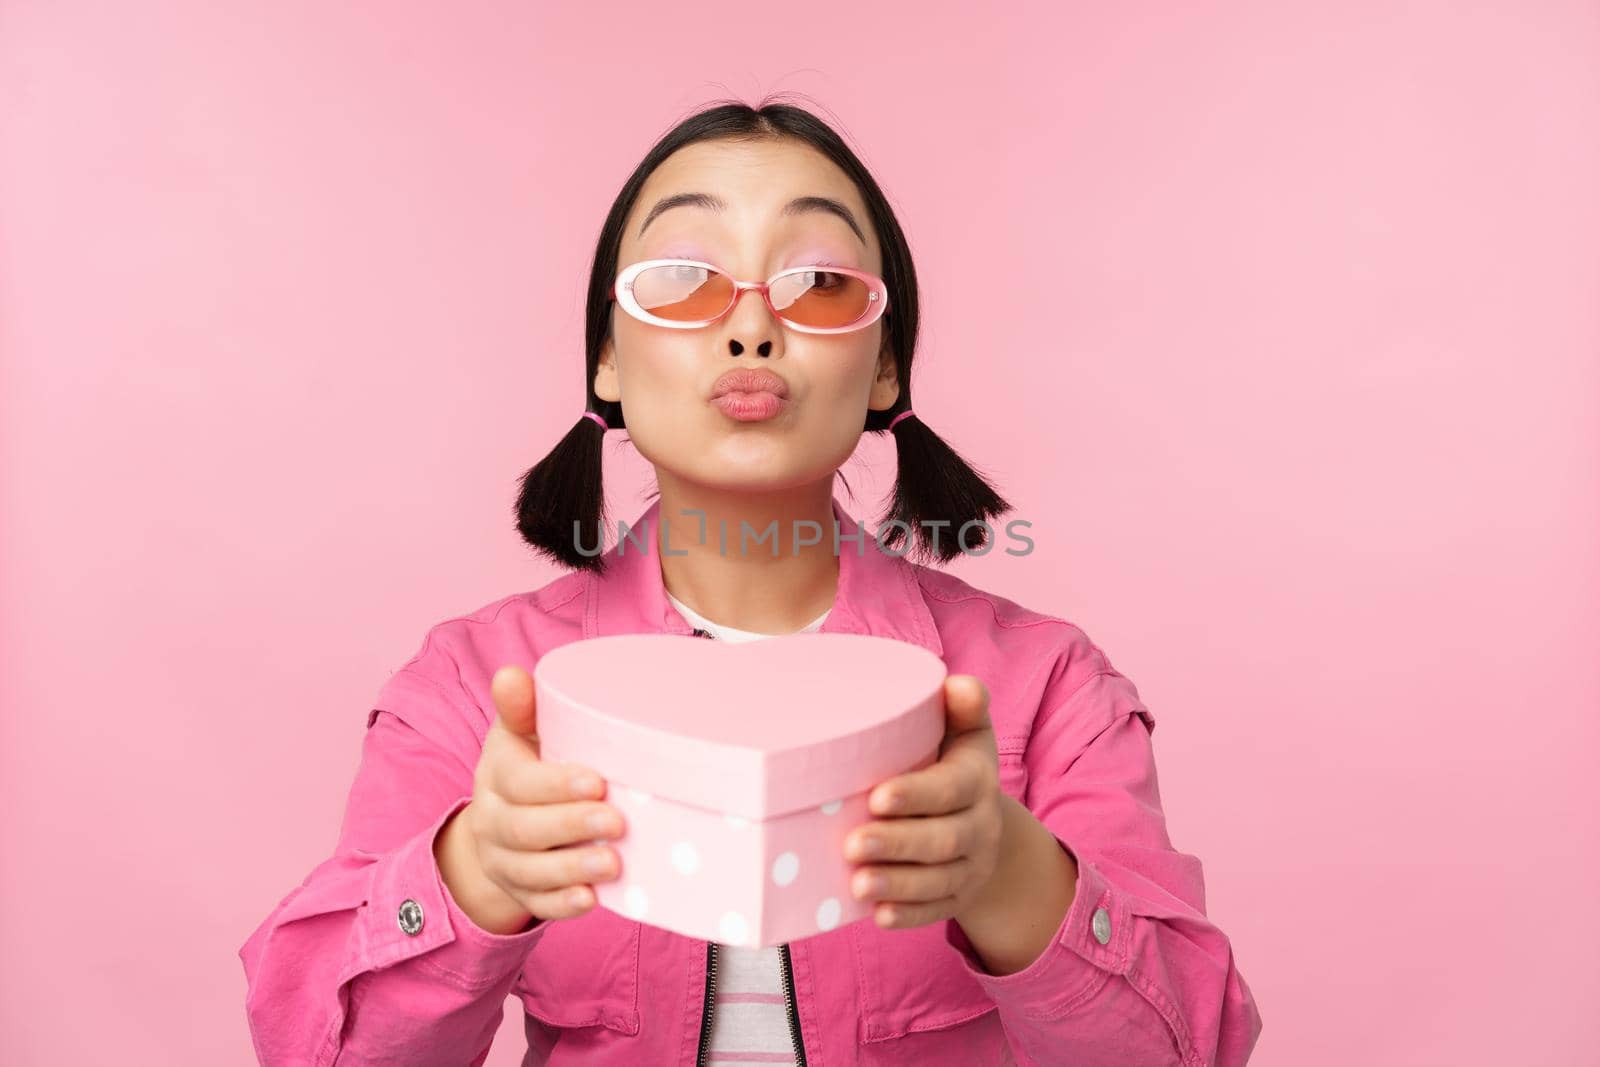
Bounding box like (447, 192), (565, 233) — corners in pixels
(725, 284), (775, 358)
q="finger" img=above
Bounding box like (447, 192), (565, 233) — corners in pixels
(484, 837), (624, 896)
(847, 809), (975, 864)
(486, 795), (624, 853)
(491, 665), (540, 751)
(869, 755), (983, 817)
(490, 751), (606, 806)
(519, 883), (602, 921)
(851, 857), (973, 904)
(872, 895), (961, 929)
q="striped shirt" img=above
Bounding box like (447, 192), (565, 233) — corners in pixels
(665, 590), (828, 1066)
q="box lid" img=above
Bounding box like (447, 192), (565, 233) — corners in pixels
(532, 632), (947, 820)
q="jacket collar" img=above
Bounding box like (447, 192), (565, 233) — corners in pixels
(583, 494), (943, 658)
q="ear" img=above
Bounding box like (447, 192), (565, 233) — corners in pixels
(867, 340), (901, 413)
(594, 334), (621, 403)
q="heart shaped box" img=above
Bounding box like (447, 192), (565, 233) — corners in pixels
(532, 631), (948, 948)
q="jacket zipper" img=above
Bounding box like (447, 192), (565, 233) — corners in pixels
(779, 942), (808, 1066)
(689, 625), (808, 1067)
(695, 940), (718, 1067)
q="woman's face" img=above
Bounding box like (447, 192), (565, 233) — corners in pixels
(594, 137), (900, 494)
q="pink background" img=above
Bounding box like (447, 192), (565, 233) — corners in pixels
(3, 3), (1596, 1064)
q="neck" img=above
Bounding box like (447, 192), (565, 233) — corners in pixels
(650, 474), (839, 635)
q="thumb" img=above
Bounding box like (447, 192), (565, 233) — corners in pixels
(491, 665), (540, 755)
(941, 674), (992, 737)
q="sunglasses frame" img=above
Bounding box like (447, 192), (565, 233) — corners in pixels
(609, 258), (890, 335)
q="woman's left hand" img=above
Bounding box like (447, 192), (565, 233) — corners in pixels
(843, 674), (1007, 929)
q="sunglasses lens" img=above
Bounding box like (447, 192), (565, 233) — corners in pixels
(631, 263), (734, 322)
(770, 269), (875, 328)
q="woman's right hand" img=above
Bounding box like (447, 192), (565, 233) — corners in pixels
(435, 664), (625, 931)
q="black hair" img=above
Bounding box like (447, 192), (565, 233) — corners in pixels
(514, 94), (1011, 572)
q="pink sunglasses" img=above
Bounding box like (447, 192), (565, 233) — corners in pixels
(609, 258), (889, 335)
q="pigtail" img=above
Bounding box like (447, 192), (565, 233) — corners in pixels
(880, 407), (1013, 563)
(513, 408), (613, 573)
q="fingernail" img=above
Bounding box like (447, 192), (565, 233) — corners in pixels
(854, 835), (882, 860)
(586, 810), (615, 835)
(583, 851), (613, 877)
(571, 772), (601, 796)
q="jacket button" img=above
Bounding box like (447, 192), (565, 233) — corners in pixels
(1091, 906), (1112, 945)
(398, 898), (425, 936)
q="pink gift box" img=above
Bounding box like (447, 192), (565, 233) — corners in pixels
(532, 631), (948, 948)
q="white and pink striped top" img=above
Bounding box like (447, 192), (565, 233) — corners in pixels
(665, 590), (829, 1066)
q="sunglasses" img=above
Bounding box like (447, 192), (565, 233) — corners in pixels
(609, 259), (890, 335)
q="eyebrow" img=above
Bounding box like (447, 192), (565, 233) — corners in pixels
(636, 192), (867, 247)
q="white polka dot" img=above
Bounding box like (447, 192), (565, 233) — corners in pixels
(719, 910), (749, 945)
(724, 813), (750, 828)
(771, 852), (800, 887)
(671, 841), (700, 875)
(820, 799), (843, 815)
(816, 898), (842, 931)
(622, 885), (649, 919)
(630, 787), (654, 805)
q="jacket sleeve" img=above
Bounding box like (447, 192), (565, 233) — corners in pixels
(939, 654), (1264, 1067)
(239, 649), (551, 1066)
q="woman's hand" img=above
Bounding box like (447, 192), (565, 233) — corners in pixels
(437, 665), (627, 932)
(842, 674), (1007, 929)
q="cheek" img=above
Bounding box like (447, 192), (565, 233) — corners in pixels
(808, 340), (883, 402)
(611, 328), (698, 397)
(790, 351), (881, 448)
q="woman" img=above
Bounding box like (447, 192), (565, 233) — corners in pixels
(240, 100), (1262, 1066)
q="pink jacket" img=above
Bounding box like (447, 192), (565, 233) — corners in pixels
(239, 496), (1262, 1066)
